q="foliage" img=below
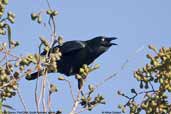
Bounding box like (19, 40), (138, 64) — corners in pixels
(2, 0), (170, 114)
(0, 0), (18, 102)
(0, 1), (110, 114)
(118, 45), (171, 114)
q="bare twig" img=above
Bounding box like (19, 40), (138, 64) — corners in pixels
(46, 0), (52, 10)
(45, 78), (52, 112)
(42, 73), (47, 112)
(75, 104), (97, 114)
(149, 81), (155, 91)
(47, 91), (52, 112)
(93, 45), (146, 92)
(121, 90), (157, 107)
(34, 43), (44, 113)
(37, 70), (47, 112)
(69, 80), (85, 114)
(94, 72), (118, 90)
(48, 8), (57, 45)
(64, 79), (75, 102)
(0, 50), (20, 59)
(0, 79), (17, 90)
(17, 89), (30, 114)
(0, 55), (6, 63)
(35, 76), (39, 113)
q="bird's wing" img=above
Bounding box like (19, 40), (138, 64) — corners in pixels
(59, 41), (86, 55)
(41, 40), (86, 55)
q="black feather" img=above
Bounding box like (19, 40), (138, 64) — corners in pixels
(26, 36), (117, 89)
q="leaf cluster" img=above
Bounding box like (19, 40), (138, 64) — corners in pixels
(118, 45), (171, 114)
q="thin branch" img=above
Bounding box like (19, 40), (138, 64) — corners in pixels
(121, 90), (157, 107)
(35, 76), (39, 113)
(0, 70), (28, 89)
(0, 50), (20, 59)
(47, 92), (52, 112)
(46, 0), (52, 10)
(89, 45), (146, 93)
(0, 55), (7, 63)
(149, 81), (155, 91)
(17, 89), (30, 114)
(64, 79), (75, 102)
(34, 43), (44, 113)
(0, 79), (17, 89)
(69, 79), (85, 114)
(94, 72), (118, 90)
(38, 70), (47, 112)
(0, 72), (27, 89)
(75, 104), (97, 114)
(48, 16), (57, 47)
(48, 12), (57, 46)
(51, 16), (56, 37)
(45, 78), (52, 112)
(42, 73), (47, 112)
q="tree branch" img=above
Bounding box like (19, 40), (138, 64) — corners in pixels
(17, 88), (30, 114)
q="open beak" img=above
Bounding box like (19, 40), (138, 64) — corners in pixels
(106, 37), (118, 45)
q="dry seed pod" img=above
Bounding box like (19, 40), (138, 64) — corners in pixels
(50, 84), (58, 94)
(58, 76), (65, 80)
(52, 10), (59, 16)
(31, 13), (38, 20)
(39, 36), (49, 47)
(46, 10), (53, 15)
(58, 36), (63, 46)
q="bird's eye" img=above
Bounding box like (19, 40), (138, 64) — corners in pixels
(101, 38), (105, 42)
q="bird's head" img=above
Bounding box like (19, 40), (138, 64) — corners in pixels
(86, 36), (117, 54)
(93, 36), (117, 47)
(88, 36), (117, 47)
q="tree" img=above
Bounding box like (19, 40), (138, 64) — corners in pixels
(1, 1), (170, 114)
(0, 1), (113, 114)
(118, 45), (171, 114)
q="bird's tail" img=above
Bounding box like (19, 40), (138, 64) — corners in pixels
(25, 71), (42, 80)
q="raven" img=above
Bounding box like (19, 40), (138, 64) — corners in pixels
(26, 36), (117, 88)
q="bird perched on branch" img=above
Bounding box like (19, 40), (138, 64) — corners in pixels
(26, 36), (117, 89)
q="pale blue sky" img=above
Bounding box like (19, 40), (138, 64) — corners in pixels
(4, 0), (171, 114)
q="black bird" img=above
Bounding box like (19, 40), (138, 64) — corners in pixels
(26, 36), (117, 88)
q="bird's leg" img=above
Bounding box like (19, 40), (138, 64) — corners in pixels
(81, 91), (84, 96)
(78, 79), (85, 96)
